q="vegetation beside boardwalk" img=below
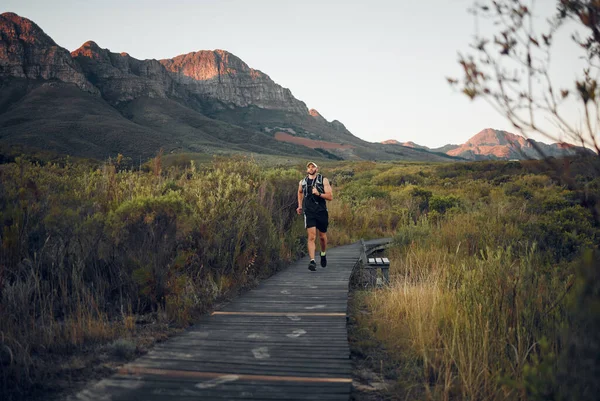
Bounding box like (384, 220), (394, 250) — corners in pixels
(332, 158), (600, 400)
(0, 153), (306, 400)
(1, 152), (598, 400)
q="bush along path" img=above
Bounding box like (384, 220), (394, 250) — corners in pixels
(70, 240), (390, 401)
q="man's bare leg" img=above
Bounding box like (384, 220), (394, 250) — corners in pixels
(307, 227), (317, 260)
(319, 231), (327, 254)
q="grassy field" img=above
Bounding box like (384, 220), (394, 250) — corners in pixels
(0, 153), (598, 400)
(326, 158), (600, 400)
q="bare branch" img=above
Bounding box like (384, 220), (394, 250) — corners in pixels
(452, 0), (599, 156)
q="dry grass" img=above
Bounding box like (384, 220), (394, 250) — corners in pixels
(337, 159), (599, 400)
(364, 246), (525, 400)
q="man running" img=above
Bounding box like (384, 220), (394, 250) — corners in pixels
(296, 161), (333, 271)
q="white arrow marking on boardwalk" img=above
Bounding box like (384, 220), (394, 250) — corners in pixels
(247, 333), (270, 339)
(195, 374), (240, 389)
(280, 289), (291, 294)
(304, 304), (326, 310)
(76, 378), (143, 400)
(251, 346), (270, 359)
(75, 389), (113, 400)
(287, 329), (307, 338)
(190, 331), (210, 338)
(286, 314), (301, 321)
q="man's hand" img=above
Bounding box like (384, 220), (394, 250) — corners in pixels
(311, 187), (320, 196)
(296, 206), (303, 215)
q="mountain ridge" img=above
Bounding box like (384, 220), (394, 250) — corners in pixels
(0, 12), (474, 163)
(382, 128), (593, 160)
(0, 12), (97, 93)
(158, 50), (308, 114)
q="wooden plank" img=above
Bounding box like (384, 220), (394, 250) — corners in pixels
(101, 378), (350, 398)
(120, 363), (352, 377)
(109, 375), (351, 390)
(161, 335), (351, 345)
(132, 358), (353, 372)
(192, 321), (347, 329)
(217, 306), (348, 313)
(144, 346), (348, 362)
(185, 326), (348, 335)
(211, 310), (346, 317)
(74, 376), (350, 400)
(130, 357), (352, 372)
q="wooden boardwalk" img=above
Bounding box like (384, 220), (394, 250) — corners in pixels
(72, 240), (388, 401)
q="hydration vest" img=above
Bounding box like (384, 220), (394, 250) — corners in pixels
(301, 174), (327, 212)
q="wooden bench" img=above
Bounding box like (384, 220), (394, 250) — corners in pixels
(366, 257), (390, 286)
(359, 239), (391, 287)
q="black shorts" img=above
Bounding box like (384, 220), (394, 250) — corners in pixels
(304, 210), (329, 232)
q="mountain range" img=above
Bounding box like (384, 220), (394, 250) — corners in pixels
(0, 12), (593, 163)
(383, 128), (594, 161)
(0, 12), (457, 163)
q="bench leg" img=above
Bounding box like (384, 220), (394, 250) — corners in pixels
(367, 268), (377, 288)
(382, 267), (389, 285)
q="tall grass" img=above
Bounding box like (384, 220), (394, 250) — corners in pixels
(363, 243), (568, 399)
(333, 159), (599, 400)
(0, 155), (305, 399)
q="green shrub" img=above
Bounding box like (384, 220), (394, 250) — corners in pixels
(339, 181), (389, 206)
(393, 221), (431, 248)
(523, 206), (597, 261)
(108, 339), (137, 359)
(429, 194), (460, 214)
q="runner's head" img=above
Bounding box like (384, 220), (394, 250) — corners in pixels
(306, 161), (318, 175)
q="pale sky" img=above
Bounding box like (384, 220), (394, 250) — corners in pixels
(2, 0), (587, 148)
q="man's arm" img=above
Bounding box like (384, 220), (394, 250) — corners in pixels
(320, 178), (333, 201)
(296, 181), (303, 214)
